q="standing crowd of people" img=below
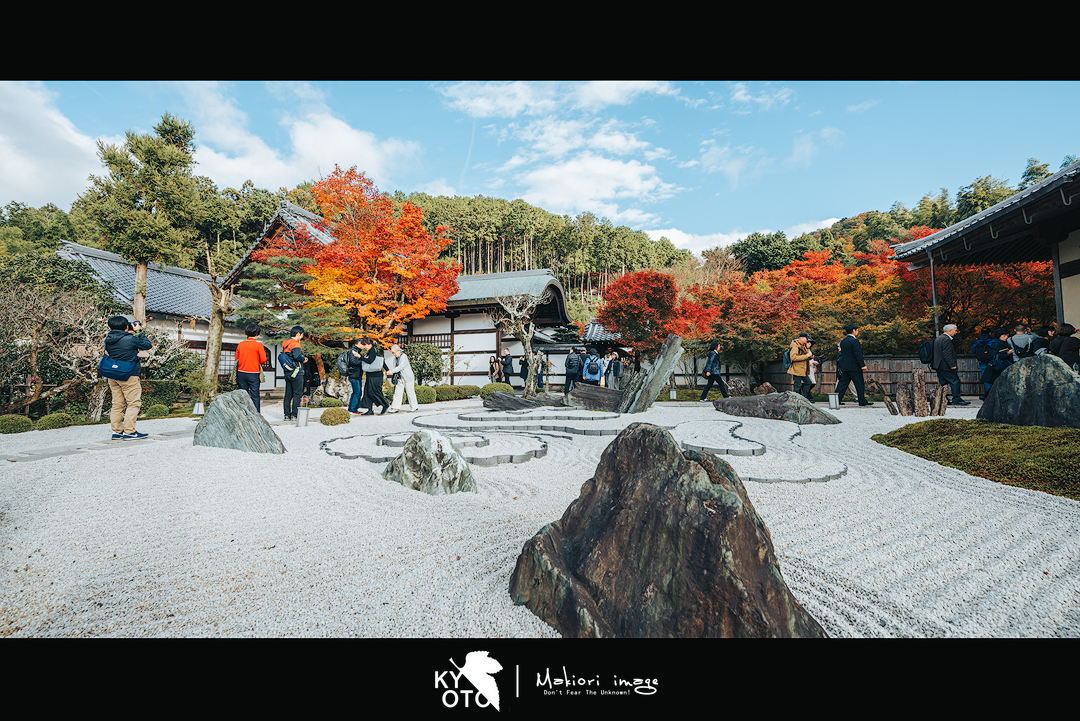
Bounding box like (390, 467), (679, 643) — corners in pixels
(97, 314), (1080, 441)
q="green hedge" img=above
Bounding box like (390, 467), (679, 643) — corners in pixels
(320, 407), (351, 426)
(0, 415), (33, 434)
(480, 382), (514, 399)
(415, 385), (436, 404)
(141, 380), (182, 410)
(319, 398), (343, 407)
(36, 413), (74, 430)
(143, 405), (170, 419)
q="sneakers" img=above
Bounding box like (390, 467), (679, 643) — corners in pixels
(111, 433), (125, 440)
(122, 431), (149, 440)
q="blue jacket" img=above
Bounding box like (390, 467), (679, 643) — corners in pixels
(104, 329), (152, 378)
(703, 350), (722, 376)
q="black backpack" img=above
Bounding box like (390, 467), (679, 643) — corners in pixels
(782, 349), (792, 370)
(337, 350), (350, 376)
(1014, 339), (1037, 359)
(971, 338), (993, 363)
(917, 340), (934, 365)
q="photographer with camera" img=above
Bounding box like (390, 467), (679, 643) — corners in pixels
(103, 315), (153, 440)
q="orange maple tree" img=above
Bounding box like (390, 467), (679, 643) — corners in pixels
(305, 166), (461, 346)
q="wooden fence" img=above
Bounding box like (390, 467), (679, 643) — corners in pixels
(761, 355), (984, 397)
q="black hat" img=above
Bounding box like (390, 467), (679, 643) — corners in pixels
(797, 332), (813, 342)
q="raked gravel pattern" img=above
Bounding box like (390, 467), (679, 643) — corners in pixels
(2, 401), (1078, 637)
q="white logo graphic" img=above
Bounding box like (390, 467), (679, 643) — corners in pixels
(435, 651), (502, 711)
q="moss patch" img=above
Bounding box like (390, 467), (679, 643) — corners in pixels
(872, 419), (1080, 501)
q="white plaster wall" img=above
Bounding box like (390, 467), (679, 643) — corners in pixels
(1062, 230), (1080, 325)
(455, 313), (494, 331)
(413, 317), (450, 334)
(458, 332), (495, 353)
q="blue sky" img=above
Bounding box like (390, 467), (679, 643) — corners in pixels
(2, 80), (1077, 257)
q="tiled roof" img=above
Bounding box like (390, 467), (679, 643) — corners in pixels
(581, 319), (620, 343)
(894, 158), (1080, 260)
(449, 269), (564, 304)
(223, 201), (335, 286)
(56, 241), (245, 320)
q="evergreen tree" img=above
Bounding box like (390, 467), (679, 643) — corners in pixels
(79, 113), (201, 322)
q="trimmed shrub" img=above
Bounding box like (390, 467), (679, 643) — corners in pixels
(319, 398), (343, 407)
(435, 384), (457, 402)
(480, 382), (514, 399)
(0, 414), (33, 434)
(141, 380), (182, 410)
(143, 405), (169, 419)
(36, 413), (74, 430)
(457, 385), (481, 398)
(415, 385), (436, 404)
(407, 343), (443, 385)
(320, 407), (351, 426)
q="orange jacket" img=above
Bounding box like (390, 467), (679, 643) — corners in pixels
(236, 338), (266, 373)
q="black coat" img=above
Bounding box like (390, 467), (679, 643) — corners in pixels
(836, 334), (865, 372)
(932, 333), (957, 371)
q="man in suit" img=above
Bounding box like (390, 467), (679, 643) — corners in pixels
(932, 324), (969, 405)
(834, 323), (873, 406)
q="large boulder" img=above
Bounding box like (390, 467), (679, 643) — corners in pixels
(977, 355), (1080, 428)
(193, 390), (287, 454)
(754, 382), (778, 395)
(726, 378), (752, 397)
(617, 334), (685, 413)
(567, 383), (624, 411)
(483, 391), (539, 411)
(526, 392), (568, 407)
(382, 430), (477, 494)
(714, 391), (840, 425)
(508, 423), (827, 638)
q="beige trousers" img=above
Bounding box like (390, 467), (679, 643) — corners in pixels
(108, 375), (143, 434)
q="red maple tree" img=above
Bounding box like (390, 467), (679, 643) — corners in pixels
(305, 166), (461, 346)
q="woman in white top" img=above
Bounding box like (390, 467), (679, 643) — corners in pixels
(385, 344), (419, 412)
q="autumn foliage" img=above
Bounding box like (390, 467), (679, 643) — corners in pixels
(596, 270), (682, 357)
(301, 166), (460, 346)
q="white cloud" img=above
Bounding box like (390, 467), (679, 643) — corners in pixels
(0, 81), (103, 208)
(699, 142), (768, 188)
(176, 81), (421, 191)
(789, 133), (818, 165)
(847, 99), (879, 113)
(644, 227), (743, 255)
(785, 218), (841, 237)
(787, 127), (844, 167)
(730, 82), (794, 111)
(419, 178), (456, 196)
(571, 81), (690, 111)
(512, 116), (592, 157)
(438, 81), (559, 118)
(517, 153), (679, 225)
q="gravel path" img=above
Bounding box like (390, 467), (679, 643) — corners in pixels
(2, 401), (1077, 637)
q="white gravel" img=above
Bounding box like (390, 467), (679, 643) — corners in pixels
(1, 401), (1078, 637)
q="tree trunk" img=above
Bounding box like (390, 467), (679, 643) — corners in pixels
(134, 262), (147, 323)
(86, 378), (110, 422)
(204, 284), (226, 400)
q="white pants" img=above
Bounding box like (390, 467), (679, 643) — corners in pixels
(391, 380), (419, 411)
